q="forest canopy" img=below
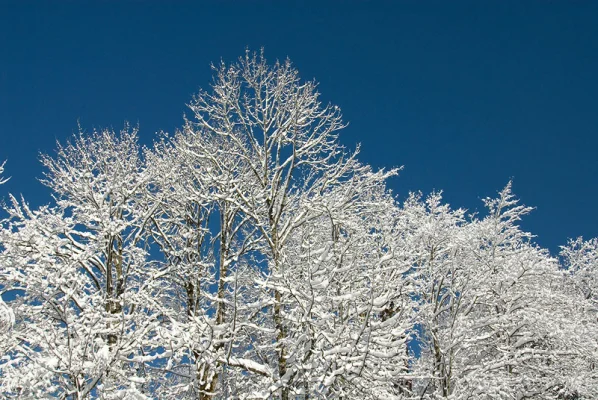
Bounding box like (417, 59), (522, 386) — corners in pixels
(0, 52), (596, 399)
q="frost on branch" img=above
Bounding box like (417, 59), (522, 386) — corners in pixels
(0, 161), (8, 185)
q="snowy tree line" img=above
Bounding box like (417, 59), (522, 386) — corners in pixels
(0, 52), (596, 399)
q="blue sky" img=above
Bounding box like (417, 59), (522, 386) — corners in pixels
(1, 1), (597, 254)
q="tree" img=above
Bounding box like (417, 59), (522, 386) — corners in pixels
(141, 51), (414, 399)
(402, 191), (467, 398)
(0, 128), (159, 399)
(560, 237), (598, 398)
(411, 184), (598, 399)
(0, 161), (14, 357)
(0, 51), (596, 399)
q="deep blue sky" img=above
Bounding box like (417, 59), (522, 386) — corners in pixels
(1, 1), (597, 254)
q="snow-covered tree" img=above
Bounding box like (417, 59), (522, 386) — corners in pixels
(401, 191), (467, 398)
(0, 128), (159, 399)
(411, 184), (598, 399)
(139, 51), (414, 399)
(0, 160), (14, 355)
(562, 237), (598, 307)
(0, 52), (596, 399)
(559, 237), (598, 397)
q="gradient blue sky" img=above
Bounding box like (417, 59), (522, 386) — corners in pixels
(1, 1), (597, 254)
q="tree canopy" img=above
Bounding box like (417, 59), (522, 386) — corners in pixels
(0, 52), (596, 399)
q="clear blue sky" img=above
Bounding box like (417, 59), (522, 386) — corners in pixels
(1, 1), (597, 254)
